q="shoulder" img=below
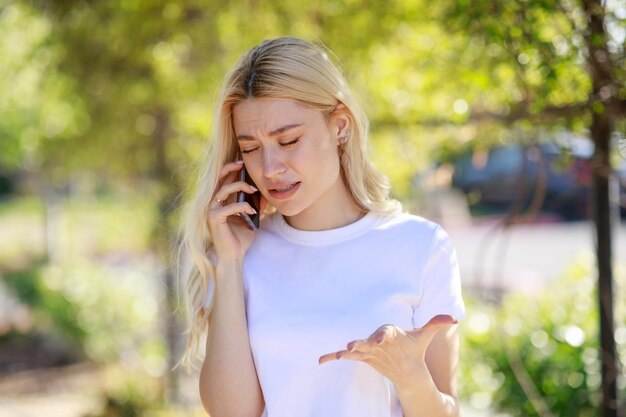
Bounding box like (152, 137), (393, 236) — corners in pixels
(373, 211), (443, 240)
(356, 211), (450, 260)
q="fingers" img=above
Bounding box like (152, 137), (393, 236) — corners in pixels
(319, 318), (460, 368)
(220, 201), (257, 217)
(210, 160), (245, 207)
(341, 324), (396, 355)
(370, 324), (395, 345)
(318, 349), (373, 364)
(338, 318), (457, 354)
(319, 327), (411, 366)
(318, 352), (338, 364)
(209, 202), (257, 229)
(218, 160), (245, 182)
(211, 180), (258, 208)
(406, 315), (458, 346)
(319, 333), (382, 364)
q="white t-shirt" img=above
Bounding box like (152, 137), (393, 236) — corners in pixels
(212, 210), (466, 417)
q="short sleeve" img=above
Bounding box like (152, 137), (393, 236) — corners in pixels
(412, 224), (466, 328)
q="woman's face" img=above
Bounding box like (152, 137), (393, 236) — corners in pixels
(232, 97), (351, 227)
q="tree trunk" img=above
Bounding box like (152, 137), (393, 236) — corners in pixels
(151, 106), (184, 407)
(590, 109), (619, 417)
(582, 0), (620, 415)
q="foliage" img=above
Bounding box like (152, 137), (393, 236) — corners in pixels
(86, 369), (161, 417)
(0, 191), (157, 264)
(2, 0), (624, 198)
(2, 261), (86, 344)
(0, 194), (165, 374)
(0, 2), (88, 171)
(1, 0), (625, 410)
(0, 259), (167, 369)
(84, 366), (207, 417)
(459, 257), (626, 416)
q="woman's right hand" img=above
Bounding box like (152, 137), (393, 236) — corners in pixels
(207, 160), (264, 262)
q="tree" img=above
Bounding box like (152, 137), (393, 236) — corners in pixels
(5, 0), (407, 405)
(438, 1), (625, 416)
(3, 0), (623, 413)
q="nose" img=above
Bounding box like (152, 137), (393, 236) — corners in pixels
(262, 148), (287, 179)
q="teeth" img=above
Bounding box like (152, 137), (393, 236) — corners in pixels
(275, 183), (296, 192)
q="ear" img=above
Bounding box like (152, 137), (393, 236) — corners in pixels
(331, 103), (351, 143)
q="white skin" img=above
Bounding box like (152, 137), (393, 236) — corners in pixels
(207, 97), (460, 416)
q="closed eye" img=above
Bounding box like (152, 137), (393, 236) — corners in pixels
(281, 137), (300, 147)
(241, 137), (299, 154)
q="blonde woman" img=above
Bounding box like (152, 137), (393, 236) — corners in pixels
(179, 37), (466, 417)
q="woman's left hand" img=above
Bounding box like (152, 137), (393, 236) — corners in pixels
(318, 315), (457, 387)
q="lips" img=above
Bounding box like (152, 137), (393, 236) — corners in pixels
(268, 181), (301, 200)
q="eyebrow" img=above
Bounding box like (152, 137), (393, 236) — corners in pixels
(236, 123), (304, 141)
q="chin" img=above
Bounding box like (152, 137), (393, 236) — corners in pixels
(271, 201), (306, 218)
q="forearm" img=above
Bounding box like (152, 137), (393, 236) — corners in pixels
(394, 362), (460, 417)
(199, 260), (263, 417)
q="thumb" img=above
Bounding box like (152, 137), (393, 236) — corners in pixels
(407, 314), (458, 341)
(422, 314), (458, 332)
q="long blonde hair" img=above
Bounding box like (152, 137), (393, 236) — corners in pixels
(177, 37), (401, 371)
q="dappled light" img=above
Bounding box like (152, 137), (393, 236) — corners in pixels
(1, 0), (625, 416)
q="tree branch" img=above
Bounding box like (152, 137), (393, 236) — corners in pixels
(373, 96), (626, 129)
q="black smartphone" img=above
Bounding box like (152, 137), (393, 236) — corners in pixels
(237, 162), (261, 230)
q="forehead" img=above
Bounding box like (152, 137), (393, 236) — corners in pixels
(232, 98), (322, 134)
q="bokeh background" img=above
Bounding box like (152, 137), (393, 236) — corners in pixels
(1, 0), (625, 416)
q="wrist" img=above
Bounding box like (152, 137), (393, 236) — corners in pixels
(393, 362), (431, 397)
(215, 257), (244, 282)
(216, 258), (244, 271)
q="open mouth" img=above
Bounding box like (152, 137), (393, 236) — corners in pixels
(273, 183), (298, 192)
(269, 182), (301, 199)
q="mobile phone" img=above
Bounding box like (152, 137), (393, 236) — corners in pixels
(237, 163), (261, 230)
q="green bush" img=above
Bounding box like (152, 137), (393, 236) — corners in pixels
(1, 259), (167, 374)
(459, 258), (626, 416)
(2, 261), (86, 343)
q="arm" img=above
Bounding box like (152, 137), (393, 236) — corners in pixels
(318, 316), (461, 417)
(318, 224), (465, 415)
(199, 261), (264, 417)
(200, 161), (265, 417)
(395, 325), (461, 417)
(396, 224), (464, 416)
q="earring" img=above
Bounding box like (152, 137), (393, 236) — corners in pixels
(340, 128), (351, 144)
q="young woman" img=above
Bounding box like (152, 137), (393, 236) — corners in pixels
(178, 37), (466, 417)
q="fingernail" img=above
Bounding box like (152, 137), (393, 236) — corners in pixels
(250, 185), (258, 192)
(250, 208), (257, 214)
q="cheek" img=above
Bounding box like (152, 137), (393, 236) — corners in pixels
(320, 144), (342, 174)
(313, 134), (341, 166)
(298, 145), (340, 178)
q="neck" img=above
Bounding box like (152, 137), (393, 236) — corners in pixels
(284, 194), (366, 231)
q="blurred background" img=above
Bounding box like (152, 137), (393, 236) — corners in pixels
(1, 0), (625, 416)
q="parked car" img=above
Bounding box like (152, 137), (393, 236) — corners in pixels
(449, 137), (604, 221)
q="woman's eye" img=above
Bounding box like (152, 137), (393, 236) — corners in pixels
(281, 137), (300, 147)
(241, 147), (258, 154)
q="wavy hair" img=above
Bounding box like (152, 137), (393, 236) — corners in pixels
(177, 37), (401, 371)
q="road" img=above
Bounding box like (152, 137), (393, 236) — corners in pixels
(446, 218), (626, 295)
